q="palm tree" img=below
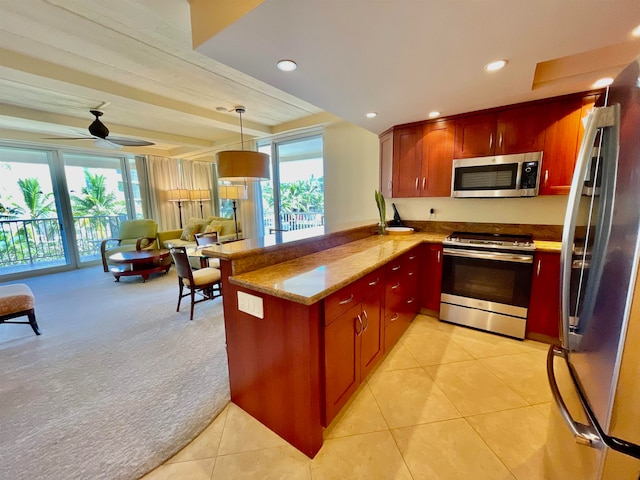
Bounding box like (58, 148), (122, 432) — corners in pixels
(70, 170), (125, 240)
(15, 178), (55, 219)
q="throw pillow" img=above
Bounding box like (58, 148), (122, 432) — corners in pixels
(204, 222), (222, 234)
(179, 224), (200, 242)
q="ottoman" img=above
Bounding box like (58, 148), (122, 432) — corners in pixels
(0, 284), (41, 335)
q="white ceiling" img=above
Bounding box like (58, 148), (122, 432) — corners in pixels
(1, 0), (639, 159)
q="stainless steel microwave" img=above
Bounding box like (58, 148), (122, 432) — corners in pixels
(451, 151), (542, 198)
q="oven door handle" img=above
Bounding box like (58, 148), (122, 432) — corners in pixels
(443, 247), (533, 264)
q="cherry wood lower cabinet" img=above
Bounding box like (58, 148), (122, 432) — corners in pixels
(324, 270), (384, 424)
(384, 248), (421, 350)
(526, 251), (561, 343)
(421, 243), (443, 312)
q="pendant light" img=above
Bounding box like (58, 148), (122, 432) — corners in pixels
(216, 106), (270, 181)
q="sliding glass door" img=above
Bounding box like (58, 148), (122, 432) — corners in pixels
(259, 133), (324, 234)
(0, 146), (70, 275)
(0, 145), (141, 278)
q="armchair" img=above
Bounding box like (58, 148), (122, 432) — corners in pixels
(100, 219), (158, 272)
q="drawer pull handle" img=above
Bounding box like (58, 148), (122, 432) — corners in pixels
(339, 294), (354, 305)
(362, 310), (369, 331)
(408, 271), (414, 276)
(407, 297), (415, 304)
(368, 278), (380, 286)
(392, 265), (401, 271)
(391, 282), (400, 290)
(409, 255), (416, 260)
(390, 313), (399, 322)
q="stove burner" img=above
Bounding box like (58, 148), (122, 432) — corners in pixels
(444, 231), (535, 250)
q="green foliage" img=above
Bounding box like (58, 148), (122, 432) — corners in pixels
(14, 178), (56, 219)
(262, 176), (324, 214)
(375, 190), (386, 223)
(70, 170), (125, 216)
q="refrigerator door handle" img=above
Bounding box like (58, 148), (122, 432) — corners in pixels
(548, 346), (640, 459)
(547, 345), (603, 447)
(559, 106), (615, 350)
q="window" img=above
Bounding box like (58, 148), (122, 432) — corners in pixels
(258, 133), (324, 234)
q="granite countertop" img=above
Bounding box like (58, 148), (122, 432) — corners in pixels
(228, 233), (445, 305)
(533, 240), (562, 252)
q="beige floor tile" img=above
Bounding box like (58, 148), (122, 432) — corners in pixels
(392, 418), (515, 480)
(374, 340), (420, 372)
(217, 403), (288, 456)
(448, 326), (533, 359)
(401, 329), (473, 366)
(533, 402), (552, 418)
(324, 383), (388, 439)
(406, 314), (443, 333)
(480, 351), (551, 405)
(212, 445), (311, 480)
(167, 406), (228, 463)
(141, 458), (216, 480)
(425, 360), (528, 416)
(466, 406), (549, 480)
(310, 430), (413, 480)
(367, 367), (460, 428)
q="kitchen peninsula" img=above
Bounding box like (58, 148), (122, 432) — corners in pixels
(201, 223), (561, 457)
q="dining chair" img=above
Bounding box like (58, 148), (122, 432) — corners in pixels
(192, 232), (221, 269)
(169, 246), (222, 320)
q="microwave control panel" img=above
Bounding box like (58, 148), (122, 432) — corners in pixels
(520, 161), (539, 189)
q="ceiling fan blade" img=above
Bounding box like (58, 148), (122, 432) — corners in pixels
(106, 136), (155, 147)
(94, 138), (123, 150)
(41, 137), (93, 140)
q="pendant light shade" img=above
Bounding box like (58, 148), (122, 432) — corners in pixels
(217, 106), (270, 182)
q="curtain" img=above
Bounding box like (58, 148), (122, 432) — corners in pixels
(239, 181), (264, 239)
(181, 160), (214, 220)
(146, 155), (183, 231)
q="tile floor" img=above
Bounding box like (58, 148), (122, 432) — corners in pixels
(141, 314), (552, 480)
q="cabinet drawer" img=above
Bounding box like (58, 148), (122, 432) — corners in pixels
(324, 270), (383, 326)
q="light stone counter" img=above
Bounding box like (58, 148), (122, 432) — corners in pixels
(534, 240), (562, 252)
(228, 232), (445, 305)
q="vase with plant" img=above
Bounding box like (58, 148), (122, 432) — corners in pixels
(374, 190), (386, 235)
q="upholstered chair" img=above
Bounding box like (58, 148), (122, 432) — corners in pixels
(170, 246), (222, 320)
(100, 219), (158, 272)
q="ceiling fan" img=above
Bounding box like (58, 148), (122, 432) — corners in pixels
(45, 110), (155, 149)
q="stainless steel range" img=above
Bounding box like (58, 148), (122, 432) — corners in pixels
(440, 232), (535, 339)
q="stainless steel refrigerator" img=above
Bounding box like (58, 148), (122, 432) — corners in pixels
(545, 57), (640, 479)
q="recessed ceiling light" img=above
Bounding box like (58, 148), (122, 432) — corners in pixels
(484, 60), (508, 72)
(277, 60), (297, 72)
(632, 25), (640, 37)
(593, 77), (614, 88)
(366, 112), (377, 118)
(428, 111), (441, 118)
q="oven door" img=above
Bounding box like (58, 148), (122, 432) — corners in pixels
(441, 247), (534, 321)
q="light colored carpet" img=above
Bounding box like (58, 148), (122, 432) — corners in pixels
(0, 266), (230, 480)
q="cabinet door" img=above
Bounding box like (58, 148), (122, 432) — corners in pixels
(526, 252), (561, 341)
(392, 125), (423, 197)
(324, 302), (362, 423)
(496, 104), (547, 155)
(422, 120), (455, 197)
(454, 113), (497, 158)
(422, 243), (443, 311)
(360, 287), (383, 379)
(379, 130), (394, 198)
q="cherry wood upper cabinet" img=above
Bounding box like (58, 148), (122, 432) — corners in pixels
(540, 94), (597, 195)
(391, 125), (423, 197)
(379, 130), (394, 198)
(422, 120), (455, 197)
(496, 104), (547, 154)
(453, 112), (497, 158)
(454, 105), (547, 158)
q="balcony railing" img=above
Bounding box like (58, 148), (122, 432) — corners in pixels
(0, 215), (125, 275)
(263, 211), (324, 233)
